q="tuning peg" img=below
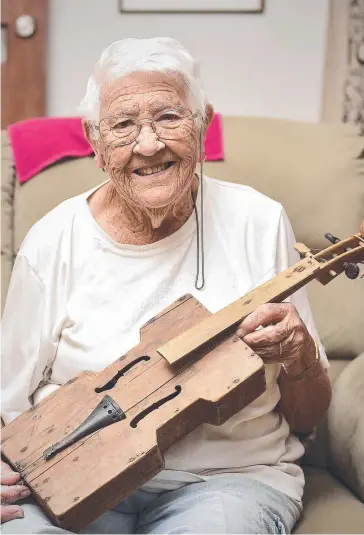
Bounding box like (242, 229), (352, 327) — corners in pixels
(325, 233), (340, 244)
(344, 262), (360, 280)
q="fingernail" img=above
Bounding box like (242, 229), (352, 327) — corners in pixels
(15, 511), (24, 519)
(20, 489), (31, 497)
(236, 329), (243, 338)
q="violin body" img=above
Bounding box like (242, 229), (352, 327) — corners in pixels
(1, 294), (266, 531)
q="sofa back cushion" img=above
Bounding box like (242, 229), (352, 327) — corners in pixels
(13, 156), (104, 250)
(4, 118), (364, 357)
(204, 118), (364, 358)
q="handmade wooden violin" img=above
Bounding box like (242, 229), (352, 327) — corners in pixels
(2, 222), (364, 531)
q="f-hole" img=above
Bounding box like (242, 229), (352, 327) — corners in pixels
(130, 385), (182, 428)
(95, 356), (151, 393)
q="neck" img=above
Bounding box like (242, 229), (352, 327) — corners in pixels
(90, 176), (199, 246)
(158, 255), (323, 366)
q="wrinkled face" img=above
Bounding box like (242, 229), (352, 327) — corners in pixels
(92, 72), (201, 210)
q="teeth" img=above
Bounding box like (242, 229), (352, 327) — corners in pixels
(137, 162), (171, 176)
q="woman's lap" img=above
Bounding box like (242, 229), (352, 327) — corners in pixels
(135, 476), (302, 534)
(2, 475), (302, 534)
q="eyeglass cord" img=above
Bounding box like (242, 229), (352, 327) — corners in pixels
(192, 131), (205, 290)
(100, 115), (205, 291)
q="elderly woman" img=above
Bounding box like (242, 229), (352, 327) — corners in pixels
(1, 38), (331, 534)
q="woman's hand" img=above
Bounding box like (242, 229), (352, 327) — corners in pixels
(236, 303), (316, 371)
(1, 459), (30, 523)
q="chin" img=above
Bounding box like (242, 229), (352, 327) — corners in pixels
(136, 185), (179, 210)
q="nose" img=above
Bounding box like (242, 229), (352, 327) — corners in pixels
(133, 123), (165, 156)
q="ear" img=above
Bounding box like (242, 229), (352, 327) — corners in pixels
(198, 104), (214, 161)
(204, 104), (214, 132)
(82, 118), (105, 170)
(82, 118), (99, 150)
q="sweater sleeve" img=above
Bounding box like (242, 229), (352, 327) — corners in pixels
(274, 208), (330, 369)
(1, 254), (51, 424)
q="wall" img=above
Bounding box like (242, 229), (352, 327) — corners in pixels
(48, 0), (329, 122)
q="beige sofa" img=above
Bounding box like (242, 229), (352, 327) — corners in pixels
(1, 117), (364, 533)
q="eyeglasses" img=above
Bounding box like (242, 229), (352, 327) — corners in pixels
(95, 107), (199, 146)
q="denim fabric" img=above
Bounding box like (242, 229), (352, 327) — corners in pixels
(3, 475), (302, 534)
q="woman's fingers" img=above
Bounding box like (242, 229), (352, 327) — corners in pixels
(1, 461), (22, 485)
(237, 303), (292, 347)
(236, 303), (311, 365)
(0, 504), (24, 523)
(240, 323), (288, 346)
(237, 303), (291, 338)
(1, 472), (21, 485)
(1, 460), (18, 476)
(1, 485), (30, 504)
(0, 461), (28, 522)
(1, 460), (26, 491)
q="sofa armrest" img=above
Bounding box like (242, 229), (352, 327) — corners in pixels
(301, 359), (349, 469)
(327, 354), (364, 501)
(1, 131), (15, 313)
(295, 467), (364, 534)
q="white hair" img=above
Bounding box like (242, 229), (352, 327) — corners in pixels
(78, 37), (208, 136)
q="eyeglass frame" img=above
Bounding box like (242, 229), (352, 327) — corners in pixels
(94, 107), (201, 146)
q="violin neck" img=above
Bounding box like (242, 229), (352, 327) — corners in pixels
(157, 256), (322, 366)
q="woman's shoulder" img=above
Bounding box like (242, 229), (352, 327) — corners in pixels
(18, 189), (93, 271)
(204, 175), (283, 218)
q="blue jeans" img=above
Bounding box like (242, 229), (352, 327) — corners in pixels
(4, 475), (302, 534)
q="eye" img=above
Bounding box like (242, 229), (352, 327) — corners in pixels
(112, 119), (134, 130)
(161, 113), (179, 120)
(156, 112), (182, 122)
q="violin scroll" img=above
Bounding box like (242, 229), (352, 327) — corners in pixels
(295, 221), (364, 283)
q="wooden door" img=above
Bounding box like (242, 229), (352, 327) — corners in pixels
(1, 0), (48, 129)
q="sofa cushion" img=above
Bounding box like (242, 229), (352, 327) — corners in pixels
(13, 156), (104, 251)
(327, 354), (364, 501)
(306, 278), (364, 359)
(294, 467), (364, 534)
(204, 117), (364, 248)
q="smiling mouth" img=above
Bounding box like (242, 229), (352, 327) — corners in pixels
(133, 161), (175, 177)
